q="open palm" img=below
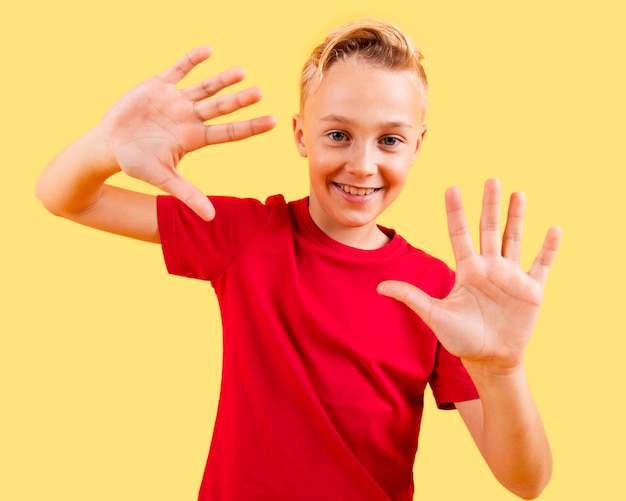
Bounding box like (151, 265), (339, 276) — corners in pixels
(100, 46), (275, 220)
(378, 179), (562, 371)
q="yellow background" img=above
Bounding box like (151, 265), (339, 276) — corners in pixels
(2, 0), (624, 499)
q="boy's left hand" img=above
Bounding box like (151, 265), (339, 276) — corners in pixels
(378, 178), (562, 373)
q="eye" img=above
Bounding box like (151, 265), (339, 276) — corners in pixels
(328, 131), (348, 142)
(380, 136), (401, 147)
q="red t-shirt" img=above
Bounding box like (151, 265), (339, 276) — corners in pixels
(157, 195), (478, 501)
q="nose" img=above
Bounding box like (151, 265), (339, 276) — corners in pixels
(345, 142), (377, 178)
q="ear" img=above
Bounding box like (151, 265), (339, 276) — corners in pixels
(412, 123), (428, 162)
(292, 114), (308, 158)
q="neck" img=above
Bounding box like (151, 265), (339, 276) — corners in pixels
(309, 209), (391, 249)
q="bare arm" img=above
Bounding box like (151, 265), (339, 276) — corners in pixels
(36, 46), (276, 242)
(36, 125), (161, 242)
(378, 179), (561, 499)
(455, 373), (551, 500)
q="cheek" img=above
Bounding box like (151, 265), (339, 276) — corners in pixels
(308, 157), (332, 187)
(385, 162), (412, 188)
(309, 149), (341, 174)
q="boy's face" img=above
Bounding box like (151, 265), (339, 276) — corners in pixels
(293, 58), (427, 248)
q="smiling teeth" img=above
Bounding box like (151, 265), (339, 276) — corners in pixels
(337, 184), (376, 196)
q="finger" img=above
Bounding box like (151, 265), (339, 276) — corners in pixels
(501, 191), (526, 263)
(159, 174), (216, 221)
(194, 86), (264, 122)
(479, 178), (502, 256)
(204, 115), (277, 145)
(445, 186), (475, 262)
(377, 280), (434, 325)
(529, 226), (562, 286)
(182, 66), (246, 102)
(159, 46), (212, 85)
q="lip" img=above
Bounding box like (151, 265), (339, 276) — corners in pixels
(332, 182), (382, 203)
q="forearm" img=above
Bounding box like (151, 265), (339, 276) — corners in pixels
(36, 124), (120, 217)
(461, 363), (552, 499)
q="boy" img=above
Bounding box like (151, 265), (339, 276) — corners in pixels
(36, 19), (561, 500)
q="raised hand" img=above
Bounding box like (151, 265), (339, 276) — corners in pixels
(378, 179), (562, 372)
(100, 46), (276, 220)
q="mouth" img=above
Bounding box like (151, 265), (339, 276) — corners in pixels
(333, 183), (381, 197)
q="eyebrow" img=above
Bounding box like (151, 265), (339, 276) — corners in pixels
(319, 114), (414, 130)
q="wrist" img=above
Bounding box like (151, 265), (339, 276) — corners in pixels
(36, 124), (122, 217)
(462, 358), (526, 383)
(90, 123), (122, 177)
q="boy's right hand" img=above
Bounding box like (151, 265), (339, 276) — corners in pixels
(100, 46), (276, 220)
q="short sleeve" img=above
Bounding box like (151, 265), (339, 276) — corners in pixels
(157, 195), (273, 281)
(416, 264), (479, 409)
(430, 343), (479, 409)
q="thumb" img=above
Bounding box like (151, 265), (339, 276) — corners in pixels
(377, 280), (434, 322)
(160, 175), (216, 221)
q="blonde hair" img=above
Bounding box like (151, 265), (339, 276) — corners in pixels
(299, 19), (428, 112)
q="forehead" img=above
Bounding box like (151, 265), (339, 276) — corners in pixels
(303, 59), (424, 125)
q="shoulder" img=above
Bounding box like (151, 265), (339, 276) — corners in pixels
(158, 193), (288, 225)
(386, 236), (456, 299)
(156, 194), (292, 281)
